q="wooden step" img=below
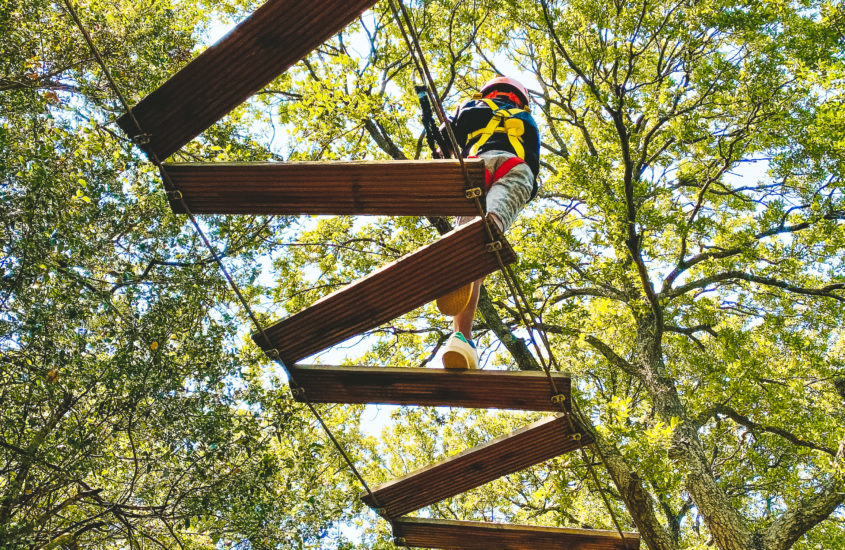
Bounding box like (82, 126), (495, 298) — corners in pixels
(163, 160), (485, 216)
(252, 217), (515, 365)
(117, 0), (377, 160)
(361, 414), (592, 518)
(288, 365), (571, 411)
(392, 518), (640, 549)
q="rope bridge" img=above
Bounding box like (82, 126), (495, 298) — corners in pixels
(64, 0), (642, 546)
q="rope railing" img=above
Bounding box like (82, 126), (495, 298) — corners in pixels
(66, 0), (635, 545)
(386, 0), (635, 546)
(61, 0), (390, 528)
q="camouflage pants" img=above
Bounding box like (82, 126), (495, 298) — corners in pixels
(459, 150), (533, 232)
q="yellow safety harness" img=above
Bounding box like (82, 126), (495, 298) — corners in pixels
(466, 98), (529, 159)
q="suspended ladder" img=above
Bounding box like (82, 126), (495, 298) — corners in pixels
(105, 0), (642, 547)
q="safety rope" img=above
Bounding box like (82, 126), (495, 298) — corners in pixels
(387, 0), (635, 546)
(67, 0), (633, 544)
(61, 0), (389, 523)
(386, 0), (479, 207)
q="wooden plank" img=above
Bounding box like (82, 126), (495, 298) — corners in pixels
(117, 0), (377, 160)
(162, 160), (486, 216)
(288, 365), (571, 411)
(361, 414), (592, 517)
(392, 518), (640, 550)
(252, 218), (515, 365)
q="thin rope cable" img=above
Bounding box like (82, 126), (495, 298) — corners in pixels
(388, 1), (634, 545)
(62, 0), (137, 125)
(62, 0), (386, 514)
(389, 0), (561, 389)
(70, 0), (632, 541)
(386, 0), (480, 215)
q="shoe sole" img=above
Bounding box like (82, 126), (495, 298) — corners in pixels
(436, 282), (473, 316)
(442, 349), (475, 369)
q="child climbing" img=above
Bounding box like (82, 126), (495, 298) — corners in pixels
(436, 76), (540, 369)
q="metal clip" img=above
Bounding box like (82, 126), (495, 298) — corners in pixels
(486, 241), (503, 253)
(289, 387), (306, 399)
(166, 190), (183, 201)
(394, 537), (407, 545)
(132, 133), (152, 146)
(376, 507), (388, 517)
(265, 348), (281, 360)
(551, 393), (567, 405)
(465, 187), (482, 199)
(571, 433), (582, 441)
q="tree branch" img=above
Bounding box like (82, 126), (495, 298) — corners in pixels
(664, 324), (718, 350)
(663, 271), (845, 302)
(662, 209), (844, 292)
(476, 286), (541, 371)
(551, 287), (628, 304)
(710, 404), (837, 456)
(762, 479), (845, 550)
(586, 428), (676, 550)
(363, 118), (406, 160)
(583, 335), (637, 376)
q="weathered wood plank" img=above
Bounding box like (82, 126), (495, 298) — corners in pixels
(392, 518), (640, 550)
(252, 218), (515, 365)
(289, 365), (570, 411)
(117, 0), (377, 160)
(361, 414), (592, 518)
(162, 160), (486, 216)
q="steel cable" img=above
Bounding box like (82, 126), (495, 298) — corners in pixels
(387, 0), (635, 546)
(61, 0), (387, 519)
(67, 0), (635, 543)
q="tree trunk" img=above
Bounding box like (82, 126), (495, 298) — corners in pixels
(589, 433), (676, 550)
(632, 312), (757, 550)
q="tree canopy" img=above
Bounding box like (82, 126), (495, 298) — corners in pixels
(1, 0), (843, 548)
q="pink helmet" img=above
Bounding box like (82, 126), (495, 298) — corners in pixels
(480, 76), (530, 107)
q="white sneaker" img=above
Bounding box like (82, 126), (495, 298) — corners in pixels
(442, 333), (478, 369)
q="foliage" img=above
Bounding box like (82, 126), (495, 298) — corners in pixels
(1, 0), (364, 547)
(261, 0), (845, 548)
(2, 0), (844, 548)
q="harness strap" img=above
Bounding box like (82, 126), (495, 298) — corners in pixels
(466, 98), (526, 159)
(491, 156), (526, 184)
(472, 155), (527, 189)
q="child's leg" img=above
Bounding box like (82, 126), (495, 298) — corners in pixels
(441, 152), (532, 369)
(454, 273), (484, 340)
(452, 153), (532, 339)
